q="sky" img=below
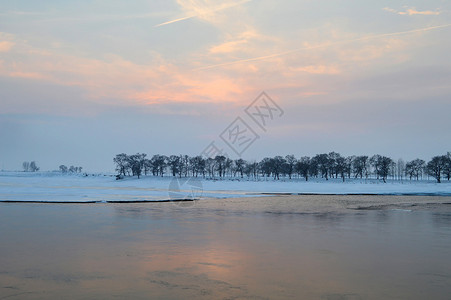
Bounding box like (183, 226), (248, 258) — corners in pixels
(0, 0), (450, 172)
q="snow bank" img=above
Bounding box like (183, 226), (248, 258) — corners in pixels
(0, 171), (450, 203)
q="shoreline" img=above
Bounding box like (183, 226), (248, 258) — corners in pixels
(2, 193), (451, 204)
(1, 195), (451, 214)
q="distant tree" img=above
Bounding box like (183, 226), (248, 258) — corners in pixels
(222, 157), (233, 177)
(335, 155), (347, 182)
(270, 156), (286, 180)
(353, 156), (369, 179)
(181, 155), (190, 177)
(128, 153), (146, 179)
(143, 159), (151, 176)
(312, 154), (330, 180)
(215, 155), (227, 178)
(370, 155), (382, 179)
(29, 161), (39, 172)
(397, 158), (405, 181)
(295, 156), (310, 181)
(259, 158), (273, 178)
(190, 156), (205, 177)
(443, 152), (451, 181)
(150, 155), (166, 177)
(167, 155), (181, 177)
(345, 156), (355, 179)
(59, 165), (68, 173)
(22, 161), (30, 172)
(205, 157), (216, 178)
(405, 159), (425, 180)
(328, 152), (342, 179)
(308, 157), (319, 178)
(114, 153), (129, 176)
(234, 159), (246, 178)
(245, 161), (259, 179)
(427, 155), (447, 183)
(285, 155), (296, 179)
(376, 156), (393, 183)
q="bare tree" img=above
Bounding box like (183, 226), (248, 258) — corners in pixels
(295, 156), (310, 181)
(127, 153), (146, 179)
(376, 156), (393, 183)
(270, 156), (286, 180)
(190, 156), (205, 177)
(335, 155), (347, 182)
(29, 161), (39, 172)
(285, 155), (297, 179)
(353, 156), (369, 179)
(397, 158), (405, 181)
(167, 155), (181, 177)
(234, 159), (246, 178)
(427, 156), (446, 183)
(370, 155), (382, 179)
(406, 159), (425, 180)
(312, 154), (330, 180)
(59, 165), (68, 173)
(114, 154), (129, 176)
(443, 152), (451, 181)
(22, 161), (30, 172)
(214, 156), (227, 178)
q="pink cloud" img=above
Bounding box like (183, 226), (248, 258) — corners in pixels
(0, 41), (14, 52)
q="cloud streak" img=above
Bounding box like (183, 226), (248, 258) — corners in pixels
(194, 24), (451, 71)
(154, 15), (194, 27)
(154, 0), (252, 27)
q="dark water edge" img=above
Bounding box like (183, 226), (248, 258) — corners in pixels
(1, 195), (451, 300)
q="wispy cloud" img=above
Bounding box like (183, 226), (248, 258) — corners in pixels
(209, 29), (272, 54)
(154, 0), (252, 27)
(291, 65), (340, 75)
(384, 7), (441, 16)
(194, 24), (451, 71)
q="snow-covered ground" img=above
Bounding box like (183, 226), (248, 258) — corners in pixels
(0, 171), (450, 203)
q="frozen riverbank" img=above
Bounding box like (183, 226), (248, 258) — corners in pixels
(1, 171), (450, 203)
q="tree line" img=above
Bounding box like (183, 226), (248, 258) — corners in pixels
(59, 165), (83, 173)
(113, 152), (451, 183)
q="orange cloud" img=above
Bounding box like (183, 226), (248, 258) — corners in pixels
(0, 36), (254, 108)
(384, 7), (441, 16)
(8, 71), (46, 79)
(399, 9), (440, 16)
(0, 41), (14, 52)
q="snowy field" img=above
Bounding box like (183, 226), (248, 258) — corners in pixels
(1, 171), (450, 203)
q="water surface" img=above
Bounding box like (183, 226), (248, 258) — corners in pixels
(1, 195), (451, 299)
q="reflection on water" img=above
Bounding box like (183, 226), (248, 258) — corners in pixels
(1, 196), (451, 299)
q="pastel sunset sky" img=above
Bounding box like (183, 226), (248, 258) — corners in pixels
(1, 0), (450, 171)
